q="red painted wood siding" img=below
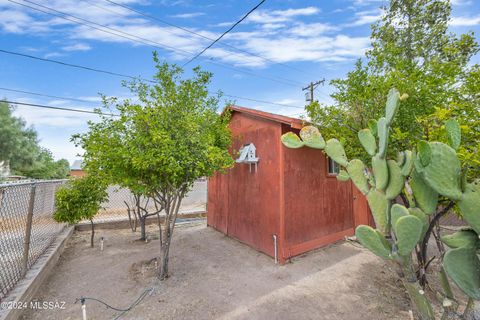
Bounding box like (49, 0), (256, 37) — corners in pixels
(207, 109), (361, 262)
(282, 126), (354, 255)
(207, 171), (229, 233)
(208, 112), (281, 257)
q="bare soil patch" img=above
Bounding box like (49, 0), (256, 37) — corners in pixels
(21, 221), (411, 320)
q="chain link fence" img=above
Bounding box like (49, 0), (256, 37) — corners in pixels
(0, 179), (207, 300)
(90, 181), (207, 224)
(0, 180), (67, 301)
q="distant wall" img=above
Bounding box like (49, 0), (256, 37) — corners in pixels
(69, 170), (85, 178)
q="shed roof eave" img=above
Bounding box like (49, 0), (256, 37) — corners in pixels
(222, 105), (306, 129)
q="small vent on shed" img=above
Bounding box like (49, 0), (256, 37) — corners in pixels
(236, 143), (259, 173)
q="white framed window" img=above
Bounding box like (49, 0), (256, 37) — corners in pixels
(327, 157), (340, 175)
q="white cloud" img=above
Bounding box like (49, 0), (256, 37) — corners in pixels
(170, 12), (205, 19)
(288, 23), (338, 37)
(61, 43), (92, 51)
(246, 6), (321, 24)
(44, 52), (64, 59)
(345, 8), (382, 27)
(451, 0), (473, 6)
(10, 98), (98, 127)
(0, 1), (371, 67)
(450, 15), (480, 26)
(212, 21), (235, 27)
(351, 0), (383, 5)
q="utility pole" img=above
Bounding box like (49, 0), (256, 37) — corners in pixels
(302, 79), (325, 103)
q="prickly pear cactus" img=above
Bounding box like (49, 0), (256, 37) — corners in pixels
(280, 89), (480, 318)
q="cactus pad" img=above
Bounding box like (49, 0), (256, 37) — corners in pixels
(416, 142), (462, 200)
(385, 88), (400, 126)
(325, 138), (348, 167)
(385, 160), (405, 200)
(417, 141), (432, 167)
(397, 151), (406, 167)
(410, 169), (438, 215)
(391, 204), (409, 229)
(281, 132), (304, 149)
(458, 181), (480, 234)
(347, 159), (370, 195)
(355, 225), (391, 260)
(408, 207), (428, 239)
(367, 189), (389, 233)
(445, 119), (461, 150)
(394, 215), (423, 256)
(372, 155), (389, 191)
(443, 247), (480, 299)
(358, 129), (377, 156)
(377, 117), (389, 158)
(441, 229), (479, 249)
(300, 126), (325, 149)
(401, 150), (414, 177)
(337, 169), (350, 182)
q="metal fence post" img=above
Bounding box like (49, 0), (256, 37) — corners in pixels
(21, 184), (36, 278)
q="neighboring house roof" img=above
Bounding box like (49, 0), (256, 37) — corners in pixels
(224, 105), (306, 129)
(70, 160), (84, 171)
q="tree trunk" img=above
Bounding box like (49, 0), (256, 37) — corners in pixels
(464, 299), (480, 320)
(158, 193), (183, 280)
(159, 241), (170, 280)
(140, 216), (147, 241)
(90, 219), (95, 248)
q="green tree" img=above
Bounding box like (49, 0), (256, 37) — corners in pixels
(21, 148), (70, 179)
(0, 101), (38, 175)
(307, 0), (480, 173)
(74, 54), (233, 279)
(54, 175), (108, 247)
(0, 101), (71, 180)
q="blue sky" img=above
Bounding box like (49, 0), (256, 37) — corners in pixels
(1, 0), (479, 163)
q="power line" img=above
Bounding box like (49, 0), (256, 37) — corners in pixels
(0, 50), (306, 110)
(8, 0), (191, 56)
(101, 0), (316, 77)
(0, 85), (305, 112)
(0, 87), (99, 104)
(8, 0), (301, 88)
(222, 94), (303, 109)
(0, 49), (154, 83)
(1, 100), (117, 116)
(182, 0), (266, 67)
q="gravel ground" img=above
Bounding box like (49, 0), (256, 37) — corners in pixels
(21, 221), (412, 320)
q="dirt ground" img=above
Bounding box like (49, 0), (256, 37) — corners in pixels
(21, 221), (413, 320)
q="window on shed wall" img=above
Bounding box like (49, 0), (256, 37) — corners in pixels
(327, 157), (340, 175)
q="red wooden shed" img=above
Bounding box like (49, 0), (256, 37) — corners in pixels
(207, 106), (371, 264)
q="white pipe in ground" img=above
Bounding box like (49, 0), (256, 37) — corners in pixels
(273, 234), (278, 264)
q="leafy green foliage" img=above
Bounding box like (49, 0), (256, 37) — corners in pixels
(306, 0), (480, 179)
(74, 58), (233, 197)
(0, 101), (70, 179)
(20, 148), (71, 179)
(54, 175), (108, 224)
(73, 55), (233, 278)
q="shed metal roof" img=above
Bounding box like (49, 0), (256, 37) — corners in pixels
(224, 105), (306, 129)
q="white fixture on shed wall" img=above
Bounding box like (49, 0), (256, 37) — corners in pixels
(236, 143), (259, 173)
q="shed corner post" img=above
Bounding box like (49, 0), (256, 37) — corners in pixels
(278, 125), (287, 265)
